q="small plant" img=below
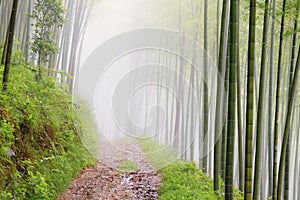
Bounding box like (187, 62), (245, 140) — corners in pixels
(117, 160), (138, 172)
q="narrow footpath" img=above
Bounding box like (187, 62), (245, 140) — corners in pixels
(58, 142), (161, 200)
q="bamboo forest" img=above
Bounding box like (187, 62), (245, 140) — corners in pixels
(0, 0), (300, 199)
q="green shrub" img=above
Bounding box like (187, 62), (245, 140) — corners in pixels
(0, 50), (97, 199)
(138, 140), (243, 200)
(158, 161), (219, 200)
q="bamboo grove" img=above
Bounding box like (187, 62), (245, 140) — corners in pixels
(1, 0), (300, 200)
(182, 0), (300, 199)
(0, 0), (91, 92)
(102, 0), (300, 200)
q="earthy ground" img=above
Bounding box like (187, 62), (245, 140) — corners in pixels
(57, 142), (161, 200)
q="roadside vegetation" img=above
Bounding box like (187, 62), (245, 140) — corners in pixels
(0, 50), (96, 199)
(137, 139), (243, 200)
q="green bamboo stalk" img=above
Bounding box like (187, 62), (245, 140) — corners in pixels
(253, 0), (270, 199)
(284, 3), (299, 199)
(268, 0), (276, 198)
(2, 0), (19, 92)
(214, 0), (228, 190)
(203, 0), (209, 173)
(273, 0), (287, 199)
(225, 0), (238, 199)
(277, 44), (300, 200)
(245, 0), (256, 199)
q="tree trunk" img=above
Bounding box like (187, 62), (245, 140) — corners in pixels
(268, 0), (276, 198)
(277, 44), (300, 200)
(225, 0), (238, 199)
(284, 4), (299, 199)
(203, 0), (209, 174)
(175, 0), (185, 152)
(221, 43), (230, 179)
(253, 0), (270, 199)
(273, 0), (287, 199)
(236, 2), (244, 191)
(2, 0), (19, 92)
(244, 0), (256, 199)
(1, 22), (10, 65)
(214, 0), (229, 190)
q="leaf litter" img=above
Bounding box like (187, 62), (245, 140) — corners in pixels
(58, 142), (161, 200)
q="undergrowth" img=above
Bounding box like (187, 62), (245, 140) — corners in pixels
(0, 50), (97, 199)
(138, 139), (243, 200)
(136, 139), (177, 169)
(159, 161), (220, 200)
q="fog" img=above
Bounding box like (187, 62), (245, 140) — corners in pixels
(82, 0), (172, 61)
(0, 0), (299, 198)
(75, 0), (224, 170)
(72, 1), (300, 199)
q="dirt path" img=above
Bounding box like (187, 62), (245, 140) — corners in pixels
(58, 142), (161, 200)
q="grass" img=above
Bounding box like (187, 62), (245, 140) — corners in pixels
(137, 139), (243, 200)
(159, 161), (220, 200)
(0, 49), (97, 199)
(117, 160), (138, 172)
(135, 138), (178, 169)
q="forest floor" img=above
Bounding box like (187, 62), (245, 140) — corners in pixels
(57, 141), (161, 200)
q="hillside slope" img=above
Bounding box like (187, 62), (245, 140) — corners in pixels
(0, 52), (96, 200)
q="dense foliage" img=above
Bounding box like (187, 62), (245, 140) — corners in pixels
(158, 161), (242, 200)
(31, 0), (66, 70)
(0, 50), (96, 199)
(137, 139), (243, 200)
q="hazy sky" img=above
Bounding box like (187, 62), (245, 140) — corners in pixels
(79, 0), (174, 141)
(82, 0), (171, 62)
